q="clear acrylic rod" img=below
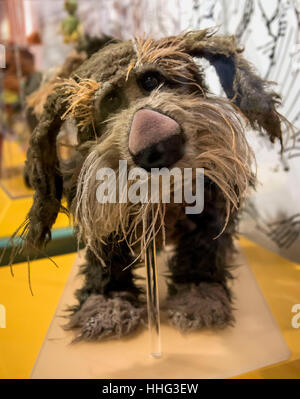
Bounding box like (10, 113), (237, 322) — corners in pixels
(145, 225), (162, 358)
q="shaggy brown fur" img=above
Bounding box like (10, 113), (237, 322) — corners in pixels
(15, 29), (291, 341)
(60, 77), (101, 130)
(65, 292), (146, 342)
(73, 92), (254, 260)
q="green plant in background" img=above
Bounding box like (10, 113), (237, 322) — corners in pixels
(61, 0), (82, 43)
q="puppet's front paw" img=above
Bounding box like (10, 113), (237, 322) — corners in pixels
(65, 292), (146, 341)
(165, 282), (234, 332)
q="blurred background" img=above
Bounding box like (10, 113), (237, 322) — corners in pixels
(0, 0), (299, 264)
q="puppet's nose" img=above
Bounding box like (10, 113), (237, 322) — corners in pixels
(129, 109), (184, 171)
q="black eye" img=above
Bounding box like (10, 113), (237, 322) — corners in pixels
(102, 90), (122, 113)
(140, 71), (163, 92)
(99, 89), (123, 121)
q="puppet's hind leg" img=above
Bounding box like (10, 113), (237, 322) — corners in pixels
(166, 209), (236, 332)
(65, 242), (146, 341)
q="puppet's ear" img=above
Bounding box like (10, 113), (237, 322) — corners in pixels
(19, 76), (101, 252)
(20, 86), (68, 252)
(183, 30), (284, 143)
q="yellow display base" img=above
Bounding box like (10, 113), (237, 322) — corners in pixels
(0, 182), (70, 239)
(30, 244), (292, 379)
(1, 139), (27, 170)
(0, 139), (70, 238)
(235, 239), (300, 379)
(0, 139), (29, 199)
(0, 139), (76, 378)
(0, 238), (299, 379)
(0, 253), (76, 378)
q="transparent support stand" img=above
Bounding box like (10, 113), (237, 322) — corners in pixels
(145, 226), (162, 359)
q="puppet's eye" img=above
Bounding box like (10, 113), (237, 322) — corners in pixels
(100, 90), (123, 121)
(103, 90), (122, 112)
(139, 71), (164, 91)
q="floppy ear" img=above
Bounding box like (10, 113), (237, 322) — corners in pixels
(19, 75), (102, 253)
(183, 30), (284, 144)
(19, 86), (68, 252)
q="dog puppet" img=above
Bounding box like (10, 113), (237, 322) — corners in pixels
(17, 29), (289, 341)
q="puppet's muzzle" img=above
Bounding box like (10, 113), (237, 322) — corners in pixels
(129, 108), (185, 171)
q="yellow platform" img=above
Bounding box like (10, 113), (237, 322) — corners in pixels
(0, 139), (70, 238)
(0, 253), (76, 378)
(0, 238), (299, 379)
(0, 139), (74, 268)
(235, 239), (300, 379)
(0, 139), (76, 378)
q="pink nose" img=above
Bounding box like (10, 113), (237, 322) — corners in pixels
(129, 109), (181, 155)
